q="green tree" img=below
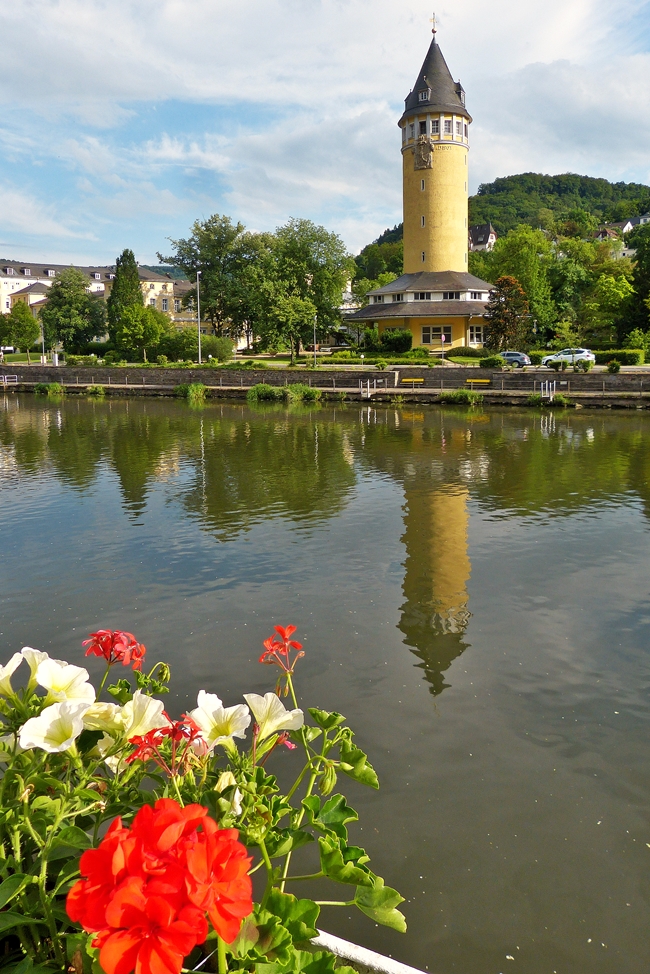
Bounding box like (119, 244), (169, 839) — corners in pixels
(483, 276), (530, 352)
(6, 302), (40, 363)
(114, 305), (168, 362)
(624, 224), (650, 333)
(580, 273), (635, 345)
(491, 226), (556, 334)
(106, 249), (143, 340)
(158, 215), (249, 337)
(39, 268), (106, 351)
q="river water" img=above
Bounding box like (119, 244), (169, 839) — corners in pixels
(1, 395), (649, 973)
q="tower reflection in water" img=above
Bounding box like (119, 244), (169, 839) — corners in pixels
(399, 484), (471, 696)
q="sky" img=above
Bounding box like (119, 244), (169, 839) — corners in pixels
(1, 0), (650, 265)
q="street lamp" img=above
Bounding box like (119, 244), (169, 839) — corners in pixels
(313, 314), (317, 369)
(196, 270), (202, 365)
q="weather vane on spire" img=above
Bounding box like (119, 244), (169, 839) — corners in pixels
(430, 11), (437, 34)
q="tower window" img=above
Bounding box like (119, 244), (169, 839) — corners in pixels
(421, 179), (425, 190)
(455, 120), (462, 135)
(421, 216), (425, 227)
(419, 121), (426, 135)
(464, 123), (468, 137)
(418, 89), (430, 102)
(402, 127), (406, 143)
(421, 252), (426, 262)
(409, 124), (415, 139)
(444, 119), (452, 134)
(443, 292), (461, 300)
(431, 119), (439, 134)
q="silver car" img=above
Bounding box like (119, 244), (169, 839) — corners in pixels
(542, 348), (596, 367)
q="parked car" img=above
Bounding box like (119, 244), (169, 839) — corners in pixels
(501, 351), (531, 368)
(542, 348), (595, 367)
(1, 346), (15, 354)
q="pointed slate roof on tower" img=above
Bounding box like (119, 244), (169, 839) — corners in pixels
(400, 34), (471, 124)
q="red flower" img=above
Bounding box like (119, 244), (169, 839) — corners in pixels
(83, 630), (146, 670)
(66, 799), (253, 974)
(126, 714), (205, 775)
(258, 624), (304, 676)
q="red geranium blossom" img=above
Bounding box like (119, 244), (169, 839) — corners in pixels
(67, 798), (253, 974)
(259, 624), (304, 673)
(83, 630), (146, 670)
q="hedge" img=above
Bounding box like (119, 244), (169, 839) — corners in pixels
(594, 349), (644, 365)
(479, 355), (504, 368)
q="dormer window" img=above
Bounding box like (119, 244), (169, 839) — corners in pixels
(4, 267), (15, 275)
(92, 273), (101, 280)
(470, 292), (483, 300)
(414, 292), (432, 300)
(46, 269), (55, 277)
(373, 295), (384, 303)
(443, 291), (461, 300)
(108, 273), (115, 280)
(22, 268), (31, 276)
(418, 89), (430, 102)
(392, 293), (403, 302)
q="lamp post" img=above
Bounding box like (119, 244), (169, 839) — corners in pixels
(313, 315), (317, 369)
(196, 270), (202, 365)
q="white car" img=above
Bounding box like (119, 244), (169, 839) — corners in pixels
(542, 348), (596, 367)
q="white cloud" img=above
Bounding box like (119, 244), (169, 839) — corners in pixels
(0, 186), (95, 240)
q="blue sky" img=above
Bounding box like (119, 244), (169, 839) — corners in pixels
(1, 0), (650, 265)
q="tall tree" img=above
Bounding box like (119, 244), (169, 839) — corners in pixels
(624, 224), (650, 333)
(490, 226), (555, 334)
(6, 302), (40, 363)
(158, 215), (248, 337)
(40, 268), (106, 351)
(483, 276), (530, 352)
(107, 249), (143, 341)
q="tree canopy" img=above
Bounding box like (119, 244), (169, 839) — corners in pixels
(1, 303), (41, 362)
(106, 249), (143, 341)
(483, 276), (530, 352)
(39, 268), (106, 351)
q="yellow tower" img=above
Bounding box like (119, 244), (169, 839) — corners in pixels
(399, 21), (471, 273)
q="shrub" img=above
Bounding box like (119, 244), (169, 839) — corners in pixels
(201, 335), (235, 362)
(595, 349), (644, 365)
(573, 359), (593, 372)
(285, 382), (322, 403)
(363, 327), (383, 352)
(175, 382), (207, 403)
(607, 359), (621, 373)
(156, 354), (168, 366)
(247, 383), (283, 402)
(381, 329), (412, 353)
(65, 354), (99, 367)
(34, 383), (51, 395)
(330, 350), (351, 360)
(547, 360), (563, 372)
(104, 350), (123, 365)
(87, 385), (106, 397)
(449, 346), (485, 358)
(528, 350), (545, 365)
(551, 392), (571, 406)
(221, 359), (268, 370)
(406, 347), (430, 359)
(438, 389), (484, 405)
(45, 382), (65, 397)
(479, 355), (504, 368)
(375, 359), (388, 370)
(525, 393), (544, 406)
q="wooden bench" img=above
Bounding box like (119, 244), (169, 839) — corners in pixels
(466, 378), (491, 386)
(400, 377), (424, 386)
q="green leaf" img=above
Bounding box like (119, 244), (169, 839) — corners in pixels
(0, 912), (47, 934)
(264, 828), (314, 859)
(250, 907), (293, 964)
(107, 679), (132, 705)
(301, 794), (358, 842)
(0, 874), (30, 909)
(265, 889), (320, 942)
(47, 825), (92, 859)
(354, 878), (407, 932)
(308, 708), (346, 731)
(302, 725), (323, 744)
(318, 835), (374, 887)
(338, 741), (379, 789)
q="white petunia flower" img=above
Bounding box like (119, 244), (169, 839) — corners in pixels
(96, 733), (125, 774)
(189, 690), (250, 751)
(82, 701), (124, 733)
(21, 648), (49, 689)
(120, 690), (168, 739)
(19, 701), (89, 753)
(215, 770), (243, 816)
(36, 659), (95, 706)
(0, 654), (23, 697)
(243, 692), (304, 742)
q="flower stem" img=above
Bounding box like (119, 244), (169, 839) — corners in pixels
(315, 900), (355, 907)
(258, 836), (274, 908)
(217, 935), (227, 974)
(96, 663), (111, 700)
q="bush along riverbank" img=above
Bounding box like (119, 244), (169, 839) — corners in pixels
(0, 626), (405, 974)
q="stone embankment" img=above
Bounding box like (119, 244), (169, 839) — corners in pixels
(3, 364), (650, 408)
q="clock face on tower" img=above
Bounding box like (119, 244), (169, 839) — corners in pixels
(414, 137), (433, 170)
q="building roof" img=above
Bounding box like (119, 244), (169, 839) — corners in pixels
(400, 35), (471, 125)
(469, 224), (496, 247)
(11, 282), (50, 296)
(0, 260), (178, 283)
(368, 271), (492, 294)
(348, 300), (487, 321)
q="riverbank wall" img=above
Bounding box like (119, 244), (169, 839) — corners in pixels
(4, 364), (650, 408)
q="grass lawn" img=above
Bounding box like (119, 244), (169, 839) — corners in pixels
(447, 357), (481, 366)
